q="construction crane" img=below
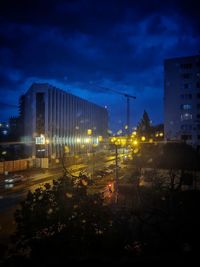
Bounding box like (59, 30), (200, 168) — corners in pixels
(89, 84), (136, 136)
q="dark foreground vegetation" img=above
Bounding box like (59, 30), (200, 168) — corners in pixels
(1, 143), (200, 266)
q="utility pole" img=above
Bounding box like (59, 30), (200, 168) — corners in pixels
(114, 144), (119, 203)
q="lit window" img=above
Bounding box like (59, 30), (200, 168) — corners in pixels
(181, 113), (192, 121)
(180, 104), (192, 110)
(2, 130), (8, 135)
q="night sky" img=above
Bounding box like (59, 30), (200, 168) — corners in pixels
(0, 0), (200, 132)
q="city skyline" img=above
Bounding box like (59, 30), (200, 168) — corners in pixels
(0, 0), (200, 131)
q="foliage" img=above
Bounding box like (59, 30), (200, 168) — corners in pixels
(7, 173), (132, 264)
(137, 110), (152, 137)
(4, 169), (200, 265)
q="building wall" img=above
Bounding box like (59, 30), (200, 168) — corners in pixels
(164, 55), (200, 146)
(23, 83), (108, 159)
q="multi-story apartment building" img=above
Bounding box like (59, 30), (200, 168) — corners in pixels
(23, 83), (108, 160)
(164, 55), (200, 147)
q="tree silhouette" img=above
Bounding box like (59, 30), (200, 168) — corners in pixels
(137, 110), (152, 137)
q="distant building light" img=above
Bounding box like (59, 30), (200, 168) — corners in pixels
(2, 130), (8, 135)
(37, 149), (45, 152)
(117, 129), (122, 135)
(85, 138), (90, 143)
(45, 138), (50, 144)
(2, 151), (7, 155)
(87, 129), (92, 135)
(141, 136), (146, 141)
(133, 140), (138, 146)
(6, 124), (9, 128)
(98, 135), (103, 142)
(35, 134), (45, 144)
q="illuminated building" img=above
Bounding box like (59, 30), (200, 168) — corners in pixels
(164, 55), (200, 146)
(23, 83), (108, 159)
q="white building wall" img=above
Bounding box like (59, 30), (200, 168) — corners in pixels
(23, 83), (108, 159)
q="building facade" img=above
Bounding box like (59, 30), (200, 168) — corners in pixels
(164, 55), (200, 147)
(23, 83), (108, 159)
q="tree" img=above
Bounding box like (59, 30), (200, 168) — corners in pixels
(8, 173), (132, 264)
(137, 110), (152, 138)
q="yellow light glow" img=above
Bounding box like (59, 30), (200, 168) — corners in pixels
(111, 137), (116, 143)
(155, 133), (159, 137)
(87, 129), (92, 135)
(98, 135), (103, 142)
(141, 136), (146, 141)
(149, 138), (153, 143)
(159, 132), (164, 137)
(77, 138), (81, 143)
(133, 140), (138, 146)
(46, 138), (50, 144)
(125, 125), (128, 130)
(64, 146), (70, 153)
(85, 137), (92, 144)
(132, 131), (137, 135)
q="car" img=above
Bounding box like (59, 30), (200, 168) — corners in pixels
(4, 174), (25, 184)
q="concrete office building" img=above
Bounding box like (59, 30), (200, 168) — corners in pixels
(164, 55), (200, 147)
(23, 83), (108, 160)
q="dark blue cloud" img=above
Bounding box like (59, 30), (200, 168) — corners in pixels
(0, 0), (200, 131)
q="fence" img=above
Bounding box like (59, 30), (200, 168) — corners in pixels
(0, 159), (29, 174)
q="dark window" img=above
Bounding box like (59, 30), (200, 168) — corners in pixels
(197, 114), (200, 119)
(198, 135), (200, 140)
(182, 73), (191, 79)
(36, 93), (45, 135)
(181, 135), (192, 140)
(197, 104), (200, 109)
(180, 63), (192, 69)
(181, 125), (192, 131)
(197, 93), (200, 98)
(184, 83), (189, 89)
(197, 82), (200, 88)
(180, 94), (192, 100)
